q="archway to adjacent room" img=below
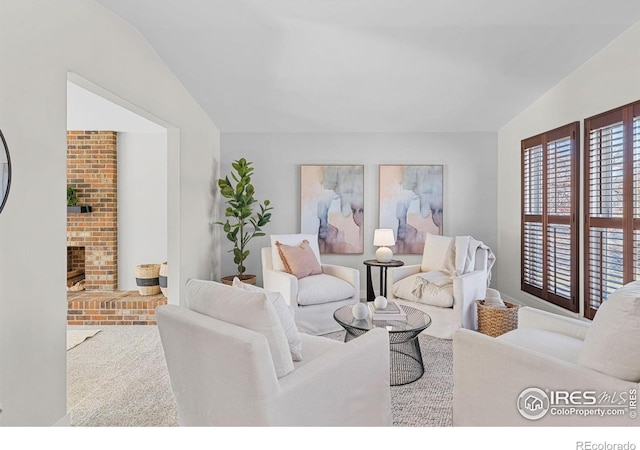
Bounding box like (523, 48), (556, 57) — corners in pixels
(65, 73), (177, 326)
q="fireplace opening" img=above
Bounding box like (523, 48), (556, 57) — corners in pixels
(67, 246), (85, 291)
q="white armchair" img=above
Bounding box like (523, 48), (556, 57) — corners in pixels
(387, 234), (492, 339)
(262, 234), (359, 335)
(453, 280), (640, 426)
(157, 279), (392, 426)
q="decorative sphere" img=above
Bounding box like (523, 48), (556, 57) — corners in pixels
(352, 302), (370, 320)
(374, 296), (388, 309)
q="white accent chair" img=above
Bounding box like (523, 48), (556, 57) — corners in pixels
(453, 282), (640, 426)
(261, 234), (360, 335)
(386, 234), (492, 339)
(157, 279), (392, 426)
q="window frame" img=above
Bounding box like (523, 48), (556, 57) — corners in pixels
(583, 100), (640, 319)
(521, 122), (580, 312)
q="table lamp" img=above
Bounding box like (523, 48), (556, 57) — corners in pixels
(373, 228), (395, 262)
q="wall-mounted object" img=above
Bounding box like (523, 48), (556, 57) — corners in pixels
(300, 164), (364, 254)
(379, 165), (443, 255)
(0, 129), (11, 214)
(67, 205), (92, 213)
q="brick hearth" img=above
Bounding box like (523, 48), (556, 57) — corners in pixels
(67, 290), (167, 325)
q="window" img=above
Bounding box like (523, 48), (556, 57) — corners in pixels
(521, 122), (579, 312)
(584, 100), (640, 319)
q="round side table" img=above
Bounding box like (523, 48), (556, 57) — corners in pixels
(363, 259), (404, 301)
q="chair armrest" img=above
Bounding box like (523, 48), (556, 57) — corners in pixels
(453, 329), (638, 426)
(262, 268), (299, 307)
(452, 270), (487, 330)
(274, 328), (392, 426)
(518, 306), (591, 341)
(321, 264), (360, 288)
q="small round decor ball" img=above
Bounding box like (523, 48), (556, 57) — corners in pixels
(374, 296), (388, 309)
(352, 302), (370, 320)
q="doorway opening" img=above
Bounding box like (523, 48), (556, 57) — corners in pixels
(66, 77), (169, 325)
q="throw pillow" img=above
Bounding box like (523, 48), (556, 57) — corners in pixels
(276, 240), (322, 279)
(232, 277), (303, 361)
(184, 278), (294, 378)
(577, 281), (640, 382)
(270, 234), (321, 272)
(420, 233), (455, 273)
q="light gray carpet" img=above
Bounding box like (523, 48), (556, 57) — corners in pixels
(67, 325), (452, 426)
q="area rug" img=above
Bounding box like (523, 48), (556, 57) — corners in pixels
(67, 329), (101, 351)
(67, 326), (452, 426)
(324, 330), (453, 426)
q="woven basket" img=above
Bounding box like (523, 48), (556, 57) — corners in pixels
(135, 264), (161, 296)
(476, 299), (519, 337)
(159, 261), (168, 297)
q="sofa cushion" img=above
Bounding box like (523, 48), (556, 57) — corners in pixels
(577, 281), (640, 382)
(185, 279), (294, 378)
(276, 239), (322, 279)
(232, 277), (303, 361)
(498, 328), (584, 364)
(297, 274), (355, 306)
(420, 233), (455, 273)
(392, 272), (454, 308)
(270, 234), (321, 272)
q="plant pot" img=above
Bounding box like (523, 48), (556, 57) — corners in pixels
(221, 274), (257, 286)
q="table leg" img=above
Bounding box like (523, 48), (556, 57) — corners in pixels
(366, 265), (375, 301)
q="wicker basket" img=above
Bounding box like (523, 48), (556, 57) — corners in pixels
(135, 264), (161, 296)
(476, 299), (519, 337)
(159, 261), (168, 297)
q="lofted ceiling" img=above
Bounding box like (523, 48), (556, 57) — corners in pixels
(95, 0), (640, 133)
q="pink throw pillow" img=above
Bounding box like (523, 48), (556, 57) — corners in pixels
(276, 240), (322, 279)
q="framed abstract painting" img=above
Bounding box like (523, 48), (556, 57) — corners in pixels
(379, 165), (443, 254)
(300, 165), (364, 254)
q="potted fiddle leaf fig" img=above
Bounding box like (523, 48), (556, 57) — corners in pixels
(216, 158), (273, 285)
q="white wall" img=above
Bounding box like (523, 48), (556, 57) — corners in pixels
(117, 132), (168, 291)
(221, 132), (498, 291)
(0, 0), (219, 425)
(497, 22), (640, 316)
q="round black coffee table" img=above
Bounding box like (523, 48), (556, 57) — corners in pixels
(333, 303), (432, 386)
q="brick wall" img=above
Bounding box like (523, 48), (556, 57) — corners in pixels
(67, 131), (118, 291)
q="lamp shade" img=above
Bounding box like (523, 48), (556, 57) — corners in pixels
(373, 229), (395, 247)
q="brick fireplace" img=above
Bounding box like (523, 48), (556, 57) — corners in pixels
(67, 131), (118, 291)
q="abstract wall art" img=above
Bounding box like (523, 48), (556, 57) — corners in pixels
(300, 165), (364, 254)
(379, 165), (443, 254)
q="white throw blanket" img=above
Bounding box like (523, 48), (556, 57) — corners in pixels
(467, 238), (496, 286)
(410, 236), (495, 302)
(411, 270), (453, 299)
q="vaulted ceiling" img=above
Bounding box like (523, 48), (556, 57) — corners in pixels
(95, 0), (640, 132)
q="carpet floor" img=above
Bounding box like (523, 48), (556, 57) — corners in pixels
(67, 325), (453, 427)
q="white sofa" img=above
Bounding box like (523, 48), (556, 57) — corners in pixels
(156, 279), (392, 426)
(386, 234), (492, 339)
(453, 282), (640, 426)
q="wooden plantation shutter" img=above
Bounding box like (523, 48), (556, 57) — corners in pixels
(521, 122), (579, 312)
(584, 101), (640, 319)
